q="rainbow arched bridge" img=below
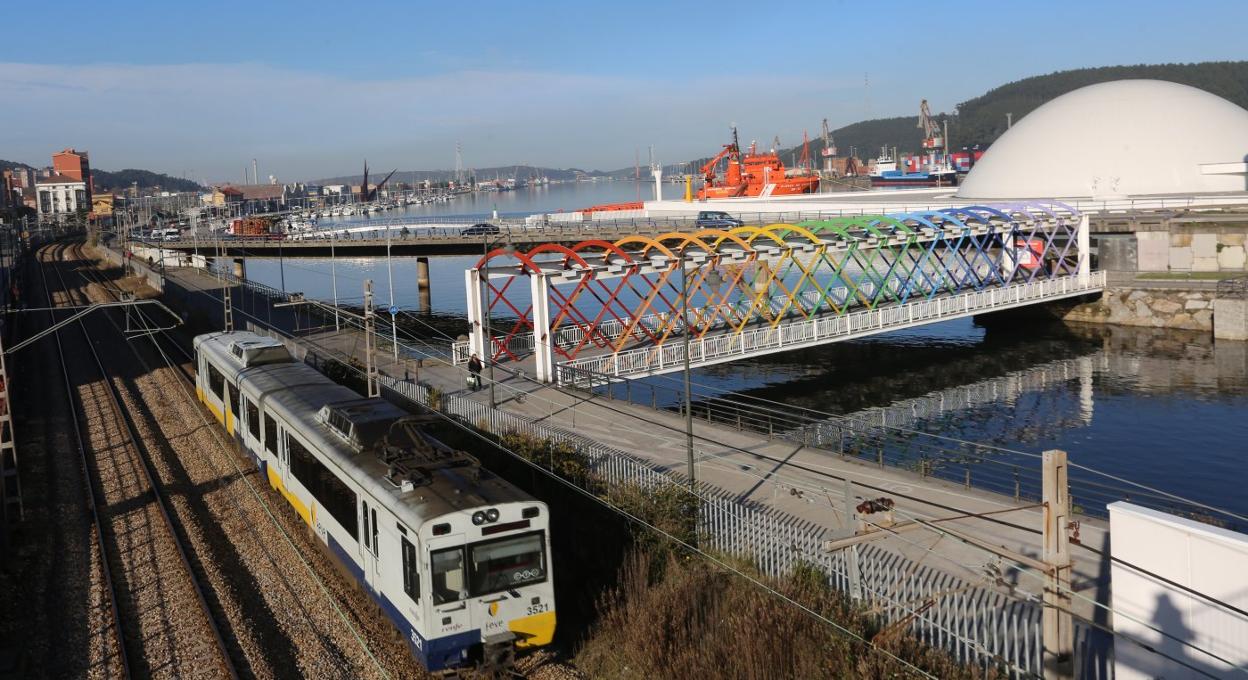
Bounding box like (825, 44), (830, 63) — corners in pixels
(453, 202), (1104, 385)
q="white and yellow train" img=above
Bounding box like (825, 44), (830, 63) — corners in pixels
(193, 331), (555, 671)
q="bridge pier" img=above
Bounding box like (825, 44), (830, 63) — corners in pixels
(465, 268), (487, 361)
(232, 258), (246, 280)
(531, 274), (553, 382)
(416, 256), (431, 314)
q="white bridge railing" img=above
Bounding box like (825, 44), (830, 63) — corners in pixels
(559, 272), (1106, 383)
(451, 285), (876, 365)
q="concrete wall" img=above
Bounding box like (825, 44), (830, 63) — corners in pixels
(1109, 502), (1248, 679)
(1063, 287), (1217, 331)
(94, 245), (164, 292)
(1113, 224), (1248, 273)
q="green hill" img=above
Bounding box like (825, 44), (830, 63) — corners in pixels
(0, 159), (203, 193)
(796, 60), (1248, 161)
(92, 168), (203, 193)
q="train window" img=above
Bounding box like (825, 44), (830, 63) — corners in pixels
(227, 383), (239, 418)
(288, 434), (358, 540)
(361, 501), (370, 550)
(245, 398), (260, 441)
(371, 508), (379, 556)
(263, 413), (277, 457)
(207, 364), (224, 400)
(401, 536), (420, 602)
(467, 532), (547, 597)
(431, 547), (466, 605)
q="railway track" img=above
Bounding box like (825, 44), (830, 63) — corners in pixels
(37, 241), (239, 679)
(52, 241), (430, 678)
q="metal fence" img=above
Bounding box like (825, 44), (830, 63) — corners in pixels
(216, 264), (1118, 679)
(558, 273), (1106, 379)
(263, 333), (1055, 677)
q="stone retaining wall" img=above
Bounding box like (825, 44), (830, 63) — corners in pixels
(1062, 287), (1216, 331)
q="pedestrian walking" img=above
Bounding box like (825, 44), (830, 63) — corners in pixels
(467, 353), (483, 391)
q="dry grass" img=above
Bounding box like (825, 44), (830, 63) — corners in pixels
(575, 549), (1001, 680)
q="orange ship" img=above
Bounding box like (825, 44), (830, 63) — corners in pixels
(698, 128), (820, 199)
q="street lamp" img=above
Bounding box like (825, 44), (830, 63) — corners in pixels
(481, 229), (514, 409)
(387, 224), (398, 359)
(681, 254), (724, 496)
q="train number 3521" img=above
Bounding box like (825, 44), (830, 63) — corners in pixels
(525, 603), (549, 616)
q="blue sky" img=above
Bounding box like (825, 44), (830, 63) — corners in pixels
(1, 0), (1244, 182)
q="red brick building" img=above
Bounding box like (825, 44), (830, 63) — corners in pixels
(52, 148), (92, 196)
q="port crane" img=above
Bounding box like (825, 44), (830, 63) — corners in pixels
(820, 118), (838, 175)
(700, 127), (742, 186)
(918, 99), (943, 151)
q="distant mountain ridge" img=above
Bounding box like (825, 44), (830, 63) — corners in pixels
(0, 158), (204, 193)
(314, 166), (612, 186)
(788, 60), (1248, 163)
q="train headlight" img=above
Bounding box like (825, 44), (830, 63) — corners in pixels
(485, 508), (500, 523)
(472, 511), (487, 526)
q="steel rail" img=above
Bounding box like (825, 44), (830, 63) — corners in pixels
(35, 241), (133, 680)
(47, 240), (240, 679)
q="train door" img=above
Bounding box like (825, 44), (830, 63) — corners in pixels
(241, 395), (263, 465)
(359, 499), (379, 591)
(428, 538), (472, 636)
(225, 381), (240, 436)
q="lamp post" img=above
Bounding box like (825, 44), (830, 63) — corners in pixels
(330, 229), (340, 332)
(481, 228), (513, 409)
(387, 224), (398, 359)
(682, 257), (722, 500)
(681, 253), (694, 493)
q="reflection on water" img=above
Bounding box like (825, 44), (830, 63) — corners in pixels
(658, 319), (1248, 518)
(239, 250), (1246, 519)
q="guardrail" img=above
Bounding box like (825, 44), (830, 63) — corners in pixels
(450, 287), (868, 365)
(292, 341), (1057, 679)
(560, 272), (1106, 379)
(224, 271), (1113, 679)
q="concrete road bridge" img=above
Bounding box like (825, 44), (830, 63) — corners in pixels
(454, 201), (1105, 382)
(140, 204), (1146, 259)
(151, 213), (852, 257)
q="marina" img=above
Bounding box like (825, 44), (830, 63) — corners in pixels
(3, 11), (1248, 678)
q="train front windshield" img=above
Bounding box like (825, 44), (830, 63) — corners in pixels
(468, 532), (547, 596)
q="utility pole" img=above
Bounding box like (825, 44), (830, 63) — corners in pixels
(220, 239), (233, 332)
(363, 280), (380, 398)
(484, 233), (497, 409)
(330, 230), (340, 331)
(387, 226), (398, 359)
(1042, 449), (1074, 680)
(681, 254), (694, 494)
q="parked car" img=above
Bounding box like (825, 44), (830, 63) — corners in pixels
(695, 210), (744, 228)
(461, 222), (501, 236)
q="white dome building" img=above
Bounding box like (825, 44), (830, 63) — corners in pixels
(956, 80), (1248, 200)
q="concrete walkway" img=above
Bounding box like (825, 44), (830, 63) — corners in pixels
(163, 264), (1109, 619)
(303, 324), (1110, 618)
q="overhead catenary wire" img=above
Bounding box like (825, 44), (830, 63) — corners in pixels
(856, 507), (1247, 678)
(175, 254), (1248, 668)
(143, 265), (952, 678)
(310, 281), (1248, 673)
(225, 251), (1246, 529)
(76, 249), (394, 679)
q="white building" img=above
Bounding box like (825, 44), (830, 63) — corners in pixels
(36, 174), (89, 218)
(956, 79), (1248, 200)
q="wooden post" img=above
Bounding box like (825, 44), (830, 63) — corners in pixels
(1042, 449), (1074, 679)
(843, 480), (863, 601)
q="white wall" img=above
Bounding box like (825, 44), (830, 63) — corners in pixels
(1109, 502), (1248, 679)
